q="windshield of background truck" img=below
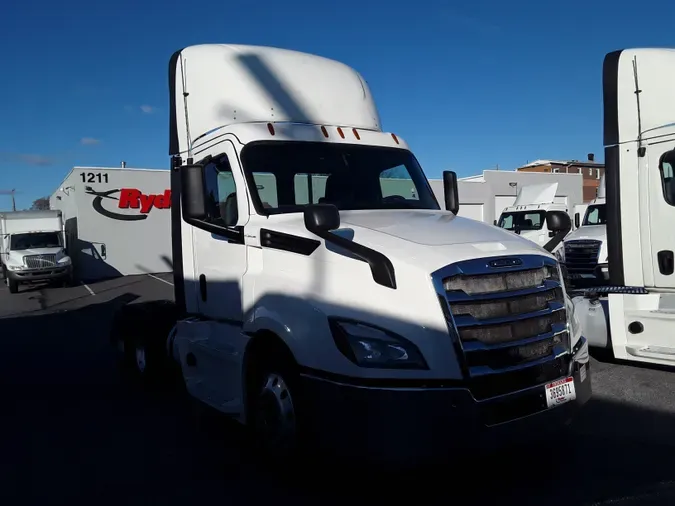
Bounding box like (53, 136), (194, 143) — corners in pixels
(239, 142), (441, 214)
(497, 210), (546, 231)
(583, 204), (607, 226)
(10, 232), (61, 250)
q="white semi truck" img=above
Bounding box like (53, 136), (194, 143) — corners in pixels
(560, 176), (608, 286)
(574, 48), (675, 366)
(0, 210), (73, 293)
(111, 44), (591, 461)
(497, 182), (569, 253)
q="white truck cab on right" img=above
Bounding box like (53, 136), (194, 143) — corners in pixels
(574, 48), (675, 366)
(561, 176), (608, 286)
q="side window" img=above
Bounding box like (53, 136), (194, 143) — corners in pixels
(252, 172), (278, 209)
(380, 164), (419, 200)
(500, 214), (514, 229)
(294, 173), (328, 205)
(521, 212), (544, 230)
(203, 156), (238, 227)
(660, 150), (675, 206)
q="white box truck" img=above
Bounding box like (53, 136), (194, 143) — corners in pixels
(0, 210), (73, 293)
(111, 44), (591, 462)
(574, 48), (675, 366)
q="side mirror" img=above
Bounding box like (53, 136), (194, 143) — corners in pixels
(543, 210), (572, 252)
(442, 170), (459, 215)
(180, 164), (207, 221)
(574, 213), (580, 229)
(304, 203), (340, 234)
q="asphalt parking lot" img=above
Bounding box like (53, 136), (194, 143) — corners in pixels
(3, 275), (675, 505)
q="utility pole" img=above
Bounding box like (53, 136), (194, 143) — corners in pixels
(0, 189), (17, 211)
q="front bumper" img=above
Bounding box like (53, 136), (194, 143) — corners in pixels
(7, 265), (72, 283)
(301, 345), (591, 463)
(567, 263), (609, 286)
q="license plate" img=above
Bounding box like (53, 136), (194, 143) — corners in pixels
(545, 377), (576, 408)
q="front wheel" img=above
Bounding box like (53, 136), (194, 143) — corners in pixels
(251, 371), (299, 456)
(8, 278), (18, 294)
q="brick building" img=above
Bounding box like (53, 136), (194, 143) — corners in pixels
(515, 154), (604, 202)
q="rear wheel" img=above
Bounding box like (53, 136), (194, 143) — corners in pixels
(109, 301), (177, 388)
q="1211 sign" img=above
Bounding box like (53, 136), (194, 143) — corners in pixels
(80, 172), (109, 183)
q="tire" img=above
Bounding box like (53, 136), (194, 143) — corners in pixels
(8, 278), (18, 294)
(247, 351), (306, 463)
(0, 265), (6, 280)
(61, 271), (74, 288)
(109, 301), (177, 388)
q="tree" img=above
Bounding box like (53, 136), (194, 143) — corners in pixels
(30, 197), (50, 211)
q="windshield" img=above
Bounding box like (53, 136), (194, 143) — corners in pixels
(10, 232), (61, 250)
(583, 204), (607, 226)
(240, 142), (440, 214)
(497, 210), (546, 232)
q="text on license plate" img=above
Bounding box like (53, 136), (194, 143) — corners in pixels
(545, 377), (576, 408)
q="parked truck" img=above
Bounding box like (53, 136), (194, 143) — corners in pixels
(111, 44), (591, 461)
(496, 182), (570, 253)
(0, 210), (73, 293)
(574, 48), (675, 366)
(560, 176), (608, 287)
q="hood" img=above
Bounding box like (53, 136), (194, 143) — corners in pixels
(264, 210), (552, 272)
(565, 225), (607, 242)
(10, 247), (64, 256)
(339, 210), (528, 246)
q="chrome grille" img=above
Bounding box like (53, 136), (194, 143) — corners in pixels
(433, 255), (570, 401)
(24, 254), (57, 269)
(564, 240), (601, 275)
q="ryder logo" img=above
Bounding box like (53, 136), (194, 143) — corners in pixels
(85, 186), (172, 221)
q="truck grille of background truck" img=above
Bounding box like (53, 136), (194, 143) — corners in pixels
(564, 240), (601, 277)
(433, 255), (571, 402)
(24, 254), (57, 269)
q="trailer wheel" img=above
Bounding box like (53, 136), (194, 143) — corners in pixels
(8, 278), (18, 294)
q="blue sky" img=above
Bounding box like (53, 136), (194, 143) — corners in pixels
(1, 0), (674, 211)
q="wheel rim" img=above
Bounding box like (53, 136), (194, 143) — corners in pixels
(254, 373), (296, 451)
(135, 346), (147, 373)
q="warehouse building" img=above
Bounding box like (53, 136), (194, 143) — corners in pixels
(50, 166), (171, 282)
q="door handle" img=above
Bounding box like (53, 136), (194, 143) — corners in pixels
(657, 250), (674, 275)
(199, 274), (207, 301)
(101, 244), (107, 259)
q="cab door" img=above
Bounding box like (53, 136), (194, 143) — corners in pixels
(182, 139), (251, 413)
(647, 138), (675, 288)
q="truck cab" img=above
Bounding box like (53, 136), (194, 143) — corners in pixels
(133, 44), (592, 460)
(561, 176), (608, 286)
(0, 210), (73, 293)
(574, 48), (675, 365)
(497, 182), (568, 253)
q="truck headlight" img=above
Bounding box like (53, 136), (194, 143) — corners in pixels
(57, 256), (71, 265)
(6, 264), (24, 271)
(329, 319), (428, 369)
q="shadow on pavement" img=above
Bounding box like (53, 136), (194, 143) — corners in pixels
(0, 293), (674, 506)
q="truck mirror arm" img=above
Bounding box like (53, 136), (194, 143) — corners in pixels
(303, 204), (397, 289)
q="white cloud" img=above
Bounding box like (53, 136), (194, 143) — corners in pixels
(140, 105), (155, 114)
(80, 137), (101, 145)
